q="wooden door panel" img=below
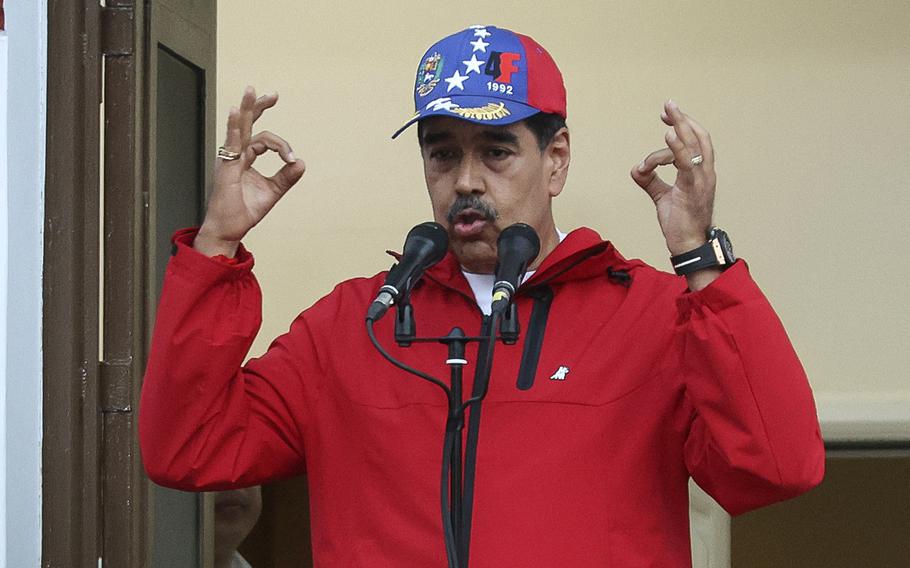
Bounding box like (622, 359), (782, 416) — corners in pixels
(44, 1), (216, 566)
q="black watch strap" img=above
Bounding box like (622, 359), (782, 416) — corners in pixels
(670, 228), (735, 276)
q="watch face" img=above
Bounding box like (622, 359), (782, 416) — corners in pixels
(719, 232), (735, 262)
(710, 228), (735, 263)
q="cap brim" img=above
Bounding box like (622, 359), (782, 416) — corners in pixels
(391, 95), (541, 139)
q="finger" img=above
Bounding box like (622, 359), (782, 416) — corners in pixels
(631, 147), (674, 201)
(269, 159), (307, 194)
(668, 106), (715, 169)
(251, 92), (280, 124)
(637, 147), (674, 173)
(683, 114), (715, 170)
(222, 107), (243, 153)
(664, 100), (703, 167)
(241, 131), (297, 166)
(665, 101), (716, 171)
(239, 86), (257, 148)
(664, 127), (695, 172)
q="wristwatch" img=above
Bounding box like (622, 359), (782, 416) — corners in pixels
(670, 228), (736, 275)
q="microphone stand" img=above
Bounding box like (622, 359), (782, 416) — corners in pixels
(366, 304), (515, 568)
(441, 328), (467, 548)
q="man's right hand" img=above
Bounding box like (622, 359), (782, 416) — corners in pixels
(194, 86), (306, 257)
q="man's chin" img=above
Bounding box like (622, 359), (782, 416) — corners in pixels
(451, 239), (497, 274)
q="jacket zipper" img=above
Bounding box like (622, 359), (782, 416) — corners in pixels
(515, 287), (554, 391)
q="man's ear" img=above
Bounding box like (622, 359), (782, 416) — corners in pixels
(546, 127), (570, 197)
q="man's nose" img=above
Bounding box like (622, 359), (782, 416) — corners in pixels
(453, 155), (483, 195)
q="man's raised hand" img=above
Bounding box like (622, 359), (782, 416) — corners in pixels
(194, 86), (306, 257)
(630, 100), (717, 257)
(630, 100), (722, 290)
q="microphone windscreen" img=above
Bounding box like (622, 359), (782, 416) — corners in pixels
(497, 223), (540, 267)
(406, 221), (449, 266)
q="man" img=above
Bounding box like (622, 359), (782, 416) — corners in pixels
(140, 25), (824, 566)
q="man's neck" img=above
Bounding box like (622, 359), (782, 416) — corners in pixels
(460, 226), (563, 275)
(529, 224), (562, 272)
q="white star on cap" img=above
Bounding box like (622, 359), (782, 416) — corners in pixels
(470, 37), (490, 53)
(462, 54), (484, 74)
(473, 28), (491, 39)
(444, 70), (470, 92)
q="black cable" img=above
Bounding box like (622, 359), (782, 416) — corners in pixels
(460, 310), (501, 412)
(366, 318), (453, 395)
(440, 409), (461, 567)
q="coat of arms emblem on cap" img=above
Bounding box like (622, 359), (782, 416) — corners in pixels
(416, 52), (443, 97)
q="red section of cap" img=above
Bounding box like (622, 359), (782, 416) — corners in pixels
(517, 33), (567, 118)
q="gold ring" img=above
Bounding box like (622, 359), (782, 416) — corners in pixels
(690, 154), (704, 166)
(217, 146), (241, 161)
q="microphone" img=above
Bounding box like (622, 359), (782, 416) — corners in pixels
(367, 222), (449, 321)
(491, 223), (540, 314)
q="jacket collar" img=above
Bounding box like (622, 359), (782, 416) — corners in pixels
(421, 227), (643, 298)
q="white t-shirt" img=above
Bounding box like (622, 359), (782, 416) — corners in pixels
(461, 230), (566, 315)
(229, 551), (252, 568)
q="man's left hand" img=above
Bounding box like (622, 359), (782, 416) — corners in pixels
(631, 100), (717, 257)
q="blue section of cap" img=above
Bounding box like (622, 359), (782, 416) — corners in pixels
(414, 26), (529, 105)
(394, 25), (538, 138)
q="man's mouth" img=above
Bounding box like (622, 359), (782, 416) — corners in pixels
(446, 195), (499, 240)
(451, 209), (491, 238)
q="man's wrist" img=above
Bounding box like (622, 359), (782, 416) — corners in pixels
(193, 226), (241, 258)
(667, 237), (707, 257)
(670, 228), (736, 277)
(685, 267), (723, 292)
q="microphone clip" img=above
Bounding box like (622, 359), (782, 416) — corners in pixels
(394, 291), (417, 347)
(498, 302), (520, 345)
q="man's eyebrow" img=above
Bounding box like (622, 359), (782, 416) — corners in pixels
(479, 129), (519, 145)
(421, 128), (520, 146)
(421, 131), (453, 146)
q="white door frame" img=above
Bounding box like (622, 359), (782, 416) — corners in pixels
(1, 2), (47, 567)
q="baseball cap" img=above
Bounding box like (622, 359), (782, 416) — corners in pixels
(391, 25), (566, 139)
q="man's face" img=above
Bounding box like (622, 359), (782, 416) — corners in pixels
(419, 117), (569, 273)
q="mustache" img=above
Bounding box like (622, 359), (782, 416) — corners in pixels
(445, 195), (500, 224)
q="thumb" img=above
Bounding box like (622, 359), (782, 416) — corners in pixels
(630, 147), (674, 202)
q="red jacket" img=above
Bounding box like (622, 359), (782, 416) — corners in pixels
(140, 227), (824, 567)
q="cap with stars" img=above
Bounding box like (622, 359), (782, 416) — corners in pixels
(391, 25), (566, 139)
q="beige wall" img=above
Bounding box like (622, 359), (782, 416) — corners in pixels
(217, 2), (910, 415)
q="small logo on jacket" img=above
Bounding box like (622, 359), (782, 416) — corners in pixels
(549, 366), (570, 381)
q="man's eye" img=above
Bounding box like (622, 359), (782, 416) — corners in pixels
(487, 148), (512, 159)
(430, 149), (454, 160)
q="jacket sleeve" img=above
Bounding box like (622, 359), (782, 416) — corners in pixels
(677, 260), (825, 516)
(139, 229), (324, 490)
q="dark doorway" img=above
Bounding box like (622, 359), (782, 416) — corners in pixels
(732, 450), (910, 567)
(150, 44), (207, 568)
(146, 1), (217, 566)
